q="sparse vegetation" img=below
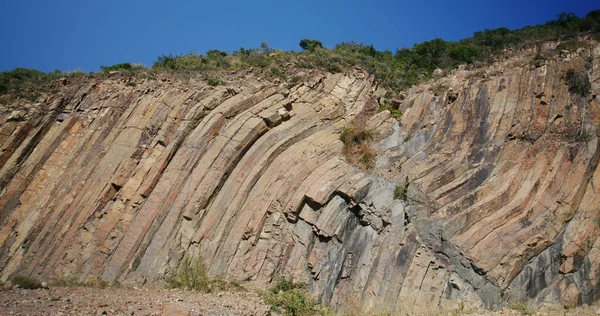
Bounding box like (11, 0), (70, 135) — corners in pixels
(340, 125), (377, 170)
(289, 76), (302, 84)
(169, 255), (244, 293)
(264, 278), (328, 316)
(125, 81), (137, 87)
(1, 10), (599, 98)
(532, 53), (547, 67)
(51, 276), (111, 289)
(556, 38), (588, 51)
(575, 130), (594, 142)
(11, 276), (43, 289)
(510, 303), (533, 315)
(379, 102), (402, 120)
(394, 177), (410, 201)
(430, 83), (447, 96)
(403, 134), (413, 143)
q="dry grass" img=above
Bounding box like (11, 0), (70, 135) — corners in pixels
(340, 125), (377, 170)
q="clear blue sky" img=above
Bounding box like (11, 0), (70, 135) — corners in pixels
(0, 0), (596, 72)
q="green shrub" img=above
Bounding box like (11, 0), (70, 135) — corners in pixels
(299, 39), (323, 51)
(264, 278), (327, 316)
(11, 276), (43, 289)
(101, 63), (146, 76)
(0, 68), (56, 94)
(206, 77), (221, 86)
(564, 68), (591, 97)
(125, 81), (137, 87)
(403, 134), (413, 142)
(269, 67), (285, 79)
(101, 62), (132, 72)
(153, 53), (206, 72)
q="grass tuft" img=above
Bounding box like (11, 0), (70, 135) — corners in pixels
(169, 255), (244, 293)
(11, 276), (43, 289)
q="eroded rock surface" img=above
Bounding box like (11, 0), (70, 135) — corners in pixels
(0, 42), (599, 313)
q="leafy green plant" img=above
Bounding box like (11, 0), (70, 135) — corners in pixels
(11, 276), (43, 289)
(403, 134), (413, 142)
(206, 77), (222, 86)
(264, 278), (327, 316)
(125, 81), (137, 87)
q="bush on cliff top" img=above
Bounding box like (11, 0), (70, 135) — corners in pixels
(1, 9), (599, 96)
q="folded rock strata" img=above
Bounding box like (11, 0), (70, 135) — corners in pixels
(0, 42), (598, 312)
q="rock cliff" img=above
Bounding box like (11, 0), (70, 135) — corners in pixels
(0, 42), (599, 312)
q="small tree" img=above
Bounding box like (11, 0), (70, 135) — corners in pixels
(299, 39), (323, 51)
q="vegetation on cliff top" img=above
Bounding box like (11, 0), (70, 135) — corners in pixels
(1, 9), (599, 97)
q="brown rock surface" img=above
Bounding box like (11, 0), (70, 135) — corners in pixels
(0, 42), (599, 313)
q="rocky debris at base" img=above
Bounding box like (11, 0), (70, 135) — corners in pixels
(0, 286), (270, 316)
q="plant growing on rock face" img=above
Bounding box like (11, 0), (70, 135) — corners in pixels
(564, 68), (591, 98)
(394, 177), (410, 201)
(564, 68), (592, 139)
(206, 77), (222, 86)
(340, 125), (377, 170)
(269, 67), (285, 79)
(556, 39), (588, 51)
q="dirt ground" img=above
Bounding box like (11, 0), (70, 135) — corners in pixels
(0, 286), (271, 316)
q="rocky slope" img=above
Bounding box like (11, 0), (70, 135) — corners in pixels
(0, 41), (598, 313)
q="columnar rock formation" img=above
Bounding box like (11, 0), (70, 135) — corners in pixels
(0, 42), (598, 312)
